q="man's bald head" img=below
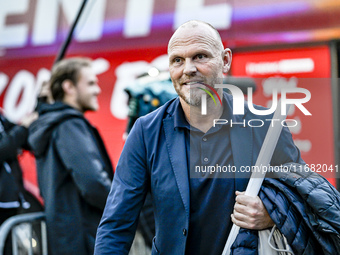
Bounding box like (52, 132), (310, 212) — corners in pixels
(168, 20), (224, 53)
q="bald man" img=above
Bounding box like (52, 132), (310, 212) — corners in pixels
(94, 20), (304, 255)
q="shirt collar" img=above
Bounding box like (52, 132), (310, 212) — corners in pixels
(219, 95), (232, 123)
(173, 101), (190, 129)
(173, 95), (231, 130)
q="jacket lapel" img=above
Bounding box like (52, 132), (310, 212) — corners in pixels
(163, 117), (190, 219)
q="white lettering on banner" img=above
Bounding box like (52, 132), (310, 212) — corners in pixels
(4, 70), (36, 122)
(262, 77), (298, 97)
(0, 0), (233, 48)
(294, 139), (312, 153)
(32, 0), (105, 46)
(124, 0), (154, 37)
(32, 0), (59, 45)
(92, 58), (110, 75)
(35, 68), (51, 94)
(279, 58), (314, 74)
(246, 58), (315, 75)
(0, 69), (51, 122)
(75, 0), (106, 42)
(174, 0), (232, 29)
(0, 73), (9, 96)
(0, 58), (108, 122)
(0, 0), (29, 47)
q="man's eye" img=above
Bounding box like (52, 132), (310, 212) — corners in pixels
(172, 58), (182, 64)
(196, 54), (206, 60)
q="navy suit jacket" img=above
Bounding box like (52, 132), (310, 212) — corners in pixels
(95, 93), (303, 255)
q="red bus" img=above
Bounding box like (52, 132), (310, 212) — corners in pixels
(1, 0), (339, 205)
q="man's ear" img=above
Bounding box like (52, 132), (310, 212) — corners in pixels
(222, 48), (232, 74)
(61, 80), (75, 96)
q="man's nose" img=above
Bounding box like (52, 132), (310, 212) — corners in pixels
(183, 59), (197, 75)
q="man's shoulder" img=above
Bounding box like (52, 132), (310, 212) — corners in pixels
(36, 107), (87, 139)
(38, 103), (82, 123)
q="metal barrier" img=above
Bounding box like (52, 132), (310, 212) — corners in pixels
(0, 212), (47, 255)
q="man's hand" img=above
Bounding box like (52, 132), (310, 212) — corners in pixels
(231, 191), (274, 230)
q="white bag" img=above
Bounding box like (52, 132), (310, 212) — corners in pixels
(258, 225), (294, 255)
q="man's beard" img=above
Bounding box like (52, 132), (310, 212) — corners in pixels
(175, 87), (202, 107)
(176, 84), (220, 107)
(76, 96), (97, 112)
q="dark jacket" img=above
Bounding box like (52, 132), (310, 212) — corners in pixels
(231, 164), (340, 255)
(95, 93), (304, 255)
(0, 114), (28, 216)
(28, 102), (113, 255)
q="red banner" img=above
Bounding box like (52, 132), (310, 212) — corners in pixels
(232, 45), (336, 186)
